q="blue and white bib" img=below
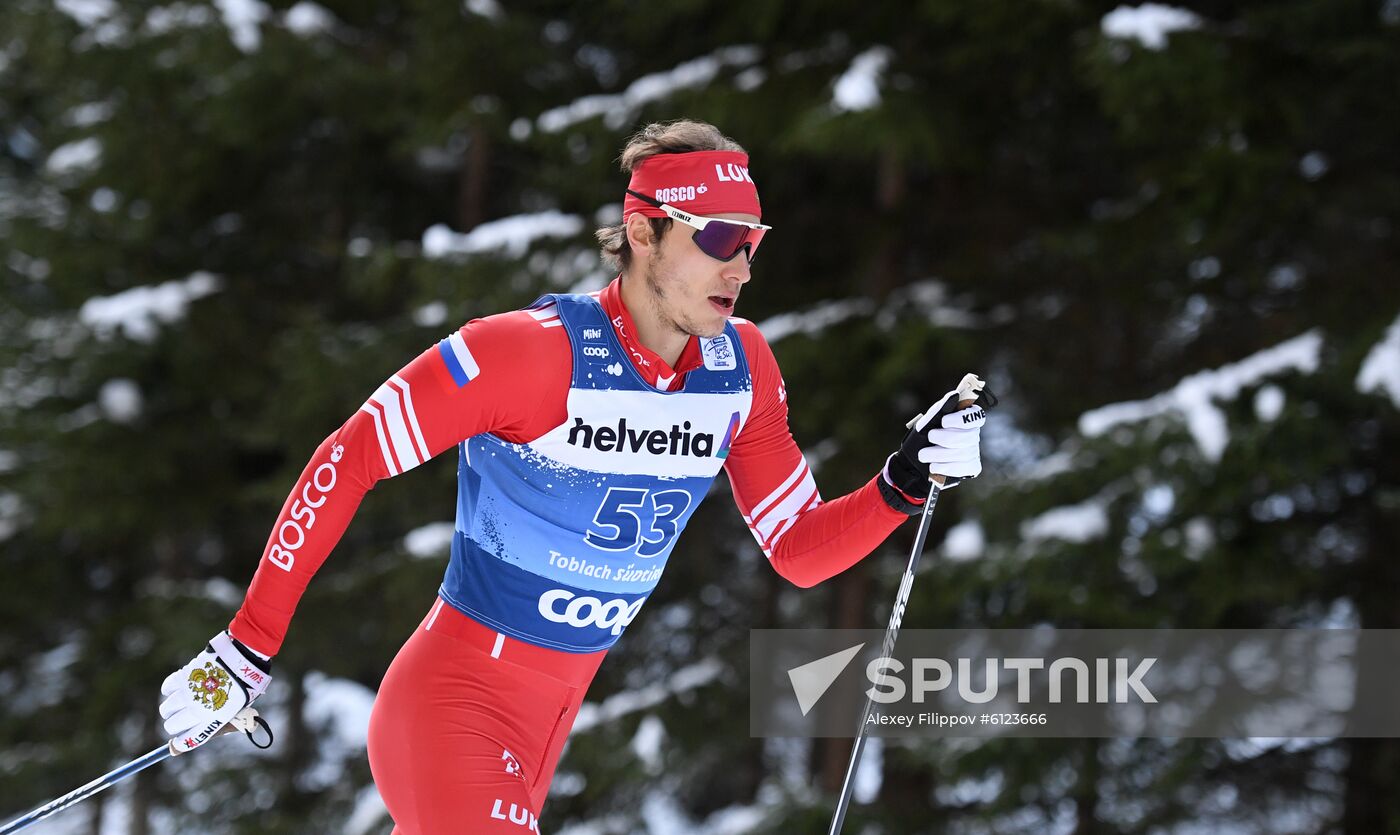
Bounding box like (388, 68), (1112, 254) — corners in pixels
(439, 294), (753, 652)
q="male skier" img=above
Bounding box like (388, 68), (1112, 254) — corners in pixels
(156, 120), (987, 833)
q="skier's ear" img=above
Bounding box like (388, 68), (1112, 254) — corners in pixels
(625, 213), (658, 258)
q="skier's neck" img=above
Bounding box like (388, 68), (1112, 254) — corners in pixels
(617, 272), (687, 368)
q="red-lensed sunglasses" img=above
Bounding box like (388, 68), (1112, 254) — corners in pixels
(626, 189), (771, 263)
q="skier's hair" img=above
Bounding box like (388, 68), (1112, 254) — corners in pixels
(596, 120), (747, 271)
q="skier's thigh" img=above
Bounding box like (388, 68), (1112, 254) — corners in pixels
(373, 725), (541, 833)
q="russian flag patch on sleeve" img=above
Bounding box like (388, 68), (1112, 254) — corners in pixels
(437, 331), (480, 387)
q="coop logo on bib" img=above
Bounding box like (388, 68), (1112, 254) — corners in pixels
(538, 589), (647, 636)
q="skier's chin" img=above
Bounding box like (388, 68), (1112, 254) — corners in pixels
(687, 319), (727, 340)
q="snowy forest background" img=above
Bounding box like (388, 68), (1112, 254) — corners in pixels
(3, 1), (1400, 833)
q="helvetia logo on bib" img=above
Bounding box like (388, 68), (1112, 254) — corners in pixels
(568, 417), (719, 457)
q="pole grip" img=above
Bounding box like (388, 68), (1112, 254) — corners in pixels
(930, 372), (985, 487)
(168, 706), (264, 756)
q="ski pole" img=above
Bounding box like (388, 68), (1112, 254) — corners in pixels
(0, 708), (270, 834)
(828, 374), (987, 835)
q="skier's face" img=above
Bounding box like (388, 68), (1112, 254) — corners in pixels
(644, 212), (756, 339)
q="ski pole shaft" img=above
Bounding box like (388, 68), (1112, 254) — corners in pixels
(0, 708), (267, 834)
(829, 375), (985, 835)
(0, 745), (172, 834)
(828, 482), (943, 835)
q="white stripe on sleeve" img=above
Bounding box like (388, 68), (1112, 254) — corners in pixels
(389, 374), (429, 461)
(365, 381), (424, 473)
(754, 470), (819, 546)
(359, 402), (400, 476)
(766, 492), (823, 550)
(749, 459), (808, 521)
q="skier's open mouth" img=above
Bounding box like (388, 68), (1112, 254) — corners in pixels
(709, 295), (735, 313)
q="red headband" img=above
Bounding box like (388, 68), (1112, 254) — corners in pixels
(623, 150), (761, 221)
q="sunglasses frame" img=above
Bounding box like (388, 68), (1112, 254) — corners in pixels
(625, 189), (771, 263)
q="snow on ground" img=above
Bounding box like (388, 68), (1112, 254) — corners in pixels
(536, 46), (760, 134)
(1021, 497), (1110, 544)
(403, 521), (455, 558)
(1101, 4), (1203, 49)
(1357, 311), (1400, 407)
(79, 272), (222, 342)
(1079, 329), (1322, 461)
(832, 46), (892, 112)
(421, 211), (584, 259)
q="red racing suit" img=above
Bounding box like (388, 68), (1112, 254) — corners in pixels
(227, 278), (911, 833)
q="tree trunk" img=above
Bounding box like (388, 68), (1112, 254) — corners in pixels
(1070, 739), (1103, 835)
(817, 559), (871, 795)
(458, 125), (491, 232)
(282, 672), (309, 801)
(1341, 468), (1400, 834)
(129, 764), (151, 835)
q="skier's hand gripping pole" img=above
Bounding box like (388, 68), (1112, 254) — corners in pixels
(160, 630), (272, 753)
(830, 374), (991, 835)
(883, 372), (991, 499)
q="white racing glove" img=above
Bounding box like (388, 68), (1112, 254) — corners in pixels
(160, 630), (272, 752)
(880, 375), (992, 513)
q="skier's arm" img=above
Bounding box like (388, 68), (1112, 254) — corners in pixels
(725, 324), (986, 588)
(228, 312), (567, 657)
(724, 324), (910, 588)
